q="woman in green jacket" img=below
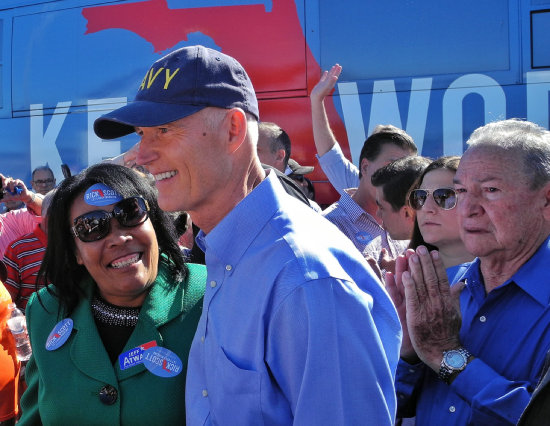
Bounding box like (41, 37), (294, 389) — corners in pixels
(19, 163), (205, 425)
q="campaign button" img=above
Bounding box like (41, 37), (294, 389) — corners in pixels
(99, 385), (118, 405)
(355, 231), (370, 245)
(45, 318), (73, 351)
(143, 347), (183, 378)
(118, 340), (157, 370)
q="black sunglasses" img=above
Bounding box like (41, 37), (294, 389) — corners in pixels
(72, 196), (150, 242)
(408, 188), (458, 211)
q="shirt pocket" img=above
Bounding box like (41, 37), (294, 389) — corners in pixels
(210, 345), (263, 425)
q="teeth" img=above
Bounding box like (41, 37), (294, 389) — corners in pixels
(154, 170), (177, 181)
(111, 254), (140, 269)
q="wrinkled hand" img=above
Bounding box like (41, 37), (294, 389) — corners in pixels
(402, 246), (465, 371)
(311, 64), (342, 103)
(386, 250), (417, 361)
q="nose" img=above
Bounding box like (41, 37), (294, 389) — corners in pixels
(422, 193), (438, 213)
(105, 219), (133, 247)
(457, 191), (483, 218)
(135, 130), (159, 166)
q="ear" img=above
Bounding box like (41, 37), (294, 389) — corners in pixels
(541, 182), (550, 222)
(360, 158), (369, 176)
(275, 149), (286, 163)
(75, 247), (84, 266)
(225, 108), (248, 153)
(402, 205), (415, 223)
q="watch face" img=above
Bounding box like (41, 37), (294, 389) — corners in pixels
(444, 351), (466, 368)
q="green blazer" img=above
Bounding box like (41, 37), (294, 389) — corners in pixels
(19, 262), (206, 426)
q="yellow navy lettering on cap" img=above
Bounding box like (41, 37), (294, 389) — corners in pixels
(164, 68), (180, 89)
(139, 67), (180, 91)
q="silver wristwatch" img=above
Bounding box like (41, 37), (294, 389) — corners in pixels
(438, 347), (472, 384)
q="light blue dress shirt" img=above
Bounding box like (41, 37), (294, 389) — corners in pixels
(186, 172), (401, 425)
(316, 144), (360, 195)
(396, 236), (550, 425)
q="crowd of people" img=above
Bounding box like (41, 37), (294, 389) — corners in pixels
(1, 44), (549, 425)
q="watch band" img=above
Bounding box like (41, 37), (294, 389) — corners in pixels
(438, 347), (472, 384)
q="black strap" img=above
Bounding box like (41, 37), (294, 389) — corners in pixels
(264, 165), (312, 208)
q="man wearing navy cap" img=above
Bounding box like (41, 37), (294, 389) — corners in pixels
(94, 45), (401, 425)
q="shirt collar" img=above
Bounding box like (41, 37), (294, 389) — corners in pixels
(199, 171), (287, 268)
(509, 235), (550, 306)
(338, 189), (378, 225)
(462, 235), (550, 306)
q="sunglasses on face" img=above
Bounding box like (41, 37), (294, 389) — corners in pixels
(34, 178), (54, 185)
(72, 196), (150, 242)
(408, 188), (458, 211)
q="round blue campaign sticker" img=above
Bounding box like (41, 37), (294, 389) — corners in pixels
(355, 231), (370, 244)
(45, 318), (74, 351)
(143, 347), (183, 378)
(84, 183), (123, 206)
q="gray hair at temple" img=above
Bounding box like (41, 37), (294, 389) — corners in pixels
(466, 118), (550, 190)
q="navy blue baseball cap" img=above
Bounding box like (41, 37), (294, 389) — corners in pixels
(94, 45), (259, 140)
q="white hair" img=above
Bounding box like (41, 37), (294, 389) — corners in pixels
(466, 118), (550, 189)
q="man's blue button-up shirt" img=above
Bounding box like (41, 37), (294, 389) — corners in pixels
(186, 172), (401, 425)
(396, 236), (550, 425)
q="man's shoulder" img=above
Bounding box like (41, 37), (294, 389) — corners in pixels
(266, 205), (370, 279)
(321, 203), (337, 219)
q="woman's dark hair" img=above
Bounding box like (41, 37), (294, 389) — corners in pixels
(408, 156), (461, 251)
(38, 163), (187, 316)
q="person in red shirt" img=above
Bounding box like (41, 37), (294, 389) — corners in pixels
(4, 190), (54, 309)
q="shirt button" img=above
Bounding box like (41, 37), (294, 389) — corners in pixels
(225, 264), (232, 271)
(99, 385), (118, 405)
(200, 335), (205, 343)
(202, 389), (208, 397)
(449, 406), (456, 413)
(408, 368), (415, 373)
(479, 316), (487, 322)
(210, 280), (217, 288)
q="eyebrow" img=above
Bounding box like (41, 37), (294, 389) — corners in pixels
(453, 175), (503, 185)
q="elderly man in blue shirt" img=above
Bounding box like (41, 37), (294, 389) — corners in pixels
(389, 118), (550, 425)
(94, 45), (401, 425)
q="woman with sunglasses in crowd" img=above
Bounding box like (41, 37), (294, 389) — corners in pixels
(18, 163), (205, 425)
(406, 156), (474, 283)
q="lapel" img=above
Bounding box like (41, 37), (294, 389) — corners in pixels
(69, 278), (118, 385)
(68, 259), (195, 383)
(115, 260), (186, 382)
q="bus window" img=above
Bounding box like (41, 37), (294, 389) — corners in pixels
(320, 0), (511, 86)
(531, 10), (550, 68)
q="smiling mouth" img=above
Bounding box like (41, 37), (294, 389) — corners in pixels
(110, 253), (142, 269)
(154, 170), (178, 182)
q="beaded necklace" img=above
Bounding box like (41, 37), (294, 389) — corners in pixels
(91, 294), (141, 327)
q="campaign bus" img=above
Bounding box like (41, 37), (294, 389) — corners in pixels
(1, 0), (550, 204)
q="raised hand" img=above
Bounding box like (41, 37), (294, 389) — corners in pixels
(401, 246), (465, 371)
(386, 250), (417, 361)
(310, 64), (342, 103)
